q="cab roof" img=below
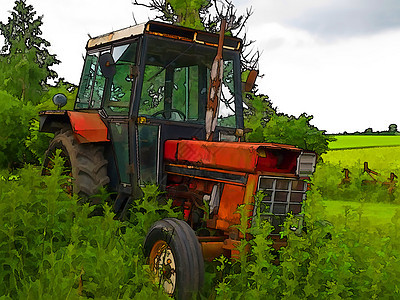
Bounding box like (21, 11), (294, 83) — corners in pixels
(86, 20), (242, 51)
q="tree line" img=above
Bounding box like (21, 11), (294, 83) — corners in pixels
(342, 124), (399, 135)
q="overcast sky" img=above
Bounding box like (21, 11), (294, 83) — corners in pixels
(1, 0), (400, 134)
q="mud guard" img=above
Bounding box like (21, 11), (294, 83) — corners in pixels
(67, 111), (109, 143)
(39, 110), (109, 144)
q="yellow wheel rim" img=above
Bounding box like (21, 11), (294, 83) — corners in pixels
(149, 240), (176, 295)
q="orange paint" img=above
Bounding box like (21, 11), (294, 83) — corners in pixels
(216, 184), (246, 231)
(200, 242), (225, 262)
(164, 140), (301, 174)
(67, 111), (109, 143)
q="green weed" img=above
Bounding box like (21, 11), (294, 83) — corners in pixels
(0, 154), (172, 299)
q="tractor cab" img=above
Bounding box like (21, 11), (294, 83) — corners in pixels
(40, 21), (246, 193)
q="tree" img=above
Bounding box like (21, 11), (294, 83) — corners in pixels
(0, 0), (59, 104)
(243, 93), (333, 155)
(0, 1), (75, 169)
(133, 0), (210, 30)
(363, 128), (373, 135)
(389, 124), (398, 134)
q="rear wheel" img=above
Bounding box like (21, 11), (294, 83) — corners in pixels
(43, 128), (109, 201)
(144, 218), (204, 299)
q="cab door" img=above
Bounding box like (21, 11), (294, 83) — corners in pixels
(102, 41), (139, 190)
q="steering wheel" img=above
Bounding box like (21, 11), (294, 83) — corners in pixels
(151, 109), (186, 120)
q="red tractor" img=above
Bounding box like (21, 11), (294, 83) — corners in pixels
(39, 21), (316, 298)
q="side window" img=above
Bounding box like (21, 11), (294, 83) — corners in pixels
(218, 60), (236, 127)
(75, 51), (108, 109)
(104, 42), (138, 115)
(91, 59), (106, 108)
(138, 125), (159, 185)
(75, 53), (98, 109)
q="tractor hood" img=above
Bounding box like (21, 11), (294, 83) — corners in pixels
(164, 140), (303, 174)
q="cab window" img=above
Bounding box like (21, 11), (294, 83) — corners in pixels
(75, 51), (108, 110)
(103, 42), (138, 115)
(139, 36), (238, 127)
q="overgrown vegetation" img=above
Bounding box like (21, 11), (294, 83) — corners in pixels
(204, 189), (400, 299)
(2, 161), (399, 299)
(0, 154), (175, 299)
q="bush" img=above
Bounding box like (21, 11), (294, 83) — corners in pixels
(0, 79), (77, 169)
(0, 155), (175, 299)
(243, 92), (334, 156)
(0, 90), (36, 169)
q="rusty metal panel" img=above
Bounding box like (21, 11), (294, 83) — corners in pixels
(199, 241), (225, 262)
(67, 111), (109, 143)
(165, 140), (257, 172)
(216, 184), (246, 231)
(164, 140), (301, 174)
(38, 110), (69, 133)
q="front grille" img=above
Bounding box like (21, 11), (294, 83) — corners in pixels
(254, 176), (307, 234)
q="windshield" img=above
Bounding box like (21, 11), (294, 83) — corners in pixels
(138, 35), (241, 128)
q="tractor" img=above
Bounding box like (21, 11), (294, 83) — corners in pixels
(39, 20), (316, 299)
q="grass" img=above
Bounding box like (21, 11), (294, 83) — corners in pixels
(329, 135), (400, 150)
(321, 146), (400, 173)
(322, 200), (400, 226)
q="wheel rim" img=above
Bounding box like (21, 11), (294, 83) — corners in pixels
(149, 240), (176, 295)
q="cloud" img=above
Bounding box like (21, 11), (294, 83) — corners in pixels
(285, 0), (400, 39)
(248, 23), (400, 133)
(239, 0), (400, 40)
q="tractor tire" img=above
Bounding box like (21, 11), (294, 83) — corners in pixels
(43, 128), (110, 201)
(144, 218), (204, 300)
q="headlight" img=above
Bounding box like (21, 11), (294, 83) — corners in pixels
(296, 152), (317, 177)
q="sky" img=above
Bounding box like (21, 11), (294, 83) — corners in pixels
(1, 0), (400, 134)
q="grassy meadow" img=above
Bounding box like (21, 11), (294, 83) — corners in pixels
(322, 145), (400, 174)
(315, 135), (400, 225)
(328, 134), (400, 150)
(323, 134), (400, 174)
(322, 200), (400, 226)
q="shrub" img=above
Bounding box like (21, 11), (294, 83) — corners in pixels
(0, 90), (36, 169)
(0, 154), (174, 299)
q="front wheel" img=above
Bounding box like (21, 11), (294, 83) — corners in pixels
(144, 218), (204, 299)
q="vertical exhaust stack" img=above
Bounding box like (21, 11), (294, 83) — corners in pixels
(206, 19), (227, 141)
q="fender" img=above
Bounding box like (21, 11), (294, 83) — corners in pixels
(67, 111), (109, 143)
(39, 110), (109, 143)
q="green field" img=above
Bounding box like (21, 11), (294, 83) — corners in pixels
(323, 200), (400, 226)
(321, 145), (400, 173)
(329, 135), (400, 150)
(316, 136), (400, 207)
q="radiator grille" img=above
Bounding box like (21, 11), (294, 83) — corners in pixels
(254, 176), (307, 234)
